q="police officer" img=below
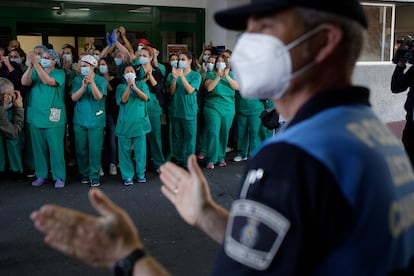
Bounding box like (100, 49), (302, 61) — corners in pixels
(31, 0), (414, 275)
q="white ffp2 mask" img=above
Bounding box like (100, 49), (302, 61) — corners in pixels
(231, 25), (324, 100)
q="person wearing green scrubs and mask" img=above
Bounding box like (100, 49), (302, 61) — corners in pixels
(116, 65), (151, 185)
(21, 49), (66, 188)
(138, 46), (166, 172)
(203, 54), (238, 169)
(165, 52), (201, 167)
(233, 92), (265, 162)
(70, 55), (107, 187)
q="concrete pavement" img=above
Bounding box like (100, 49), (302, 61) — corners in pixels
(0, 154), (246, 276)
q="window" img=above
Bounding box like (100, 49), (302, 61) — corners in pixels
(360, 2), (395, 62)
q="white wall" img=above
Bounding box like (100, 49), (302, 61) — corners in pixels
(353, 63), (407, 123)
(205, 0), (249, 50)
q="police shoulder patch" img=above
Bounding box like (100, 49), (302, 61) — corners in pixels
(224, 199), (290, 271)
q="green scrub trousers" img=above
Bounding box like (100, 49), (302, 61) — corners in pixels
(30, 125), (66, 181)
(171, 117), (197, 167)
(74, 126), (104, 180)
(118, 135), (146, 179)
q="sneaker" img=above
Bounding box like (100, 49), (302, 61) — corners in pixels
(137, 177), (146, 183)
(197, 153), (205, 160)
(206, 163), (215, 169)
(99, 166), (104, 177)
(218, 161), (227, 167)
(109, 163), (117, 176)
(54, 179), (65, 188)
(90, 179), (100, 187)
(123, 178), (134, 186)
(233, 156), (247, 162)
(81, 176), (90, 184)
(32, 178), (48, 187)
(25, 170), (36, 178)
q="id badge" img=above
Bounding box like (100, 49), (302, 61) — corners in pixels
(50, 108), (61, 122)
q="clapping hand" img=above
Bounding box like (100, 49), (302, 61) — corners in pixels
(31, 188), (142, 268)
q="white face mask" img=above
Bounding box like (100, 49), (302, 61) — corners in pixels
(231, 25), (324, 100)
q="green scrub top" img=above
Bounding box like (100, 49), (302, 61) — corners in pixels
(165, 71), (201, 120)
(158, 63), (166, 78)
(70, 74), (107, 129)
(27, 68), (66, 128)
(204, 71), (236, 114)
(235, 91), (263, 116)
(115, 81), (151, 138)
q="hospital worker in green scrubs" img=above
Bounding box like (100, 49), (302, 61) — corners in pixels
(116, 65), (151, 185)
(165, 52), (201, 167)
(21, 49), (66, 188)
(139, 46), (166, 171)
(70, 55), (107, 187)
(203, 54), (238, 169)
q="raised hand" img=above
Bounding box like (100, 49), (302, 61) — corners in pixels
(30, 188), (142, 268)
(159, 155), (213, 226)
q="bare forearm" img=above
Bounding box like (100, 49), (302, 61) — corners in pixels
(180, 76), (195, 94)
(90, 82), (103, 100)
(34, 64), (56, 86)
(21, 67), (33, 86)
(132, 256), (171, 276)
(71, 86), (86, 102)
(197, 202), (229, 244)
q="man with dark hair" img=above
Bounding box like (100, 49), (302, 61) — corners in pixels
(31, 0), (414, 275)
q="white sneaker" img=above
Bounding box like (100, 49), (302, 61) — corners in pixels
(99, 166), (104, 176)
(109, 163), (117, 176)
(233, 156), (247, 162)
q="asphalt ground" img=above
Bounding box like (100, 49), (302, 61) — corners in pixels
(0, 152), (245, 276)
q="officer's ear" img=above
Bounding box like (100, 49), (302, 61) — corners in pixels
(314, 23), (343, 63)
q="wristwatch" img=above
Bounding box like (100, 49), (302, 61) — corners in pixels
(112, 248), (147, 276)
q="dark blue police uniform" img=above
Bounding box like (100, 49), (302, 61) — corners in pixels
(212, 86), (414, 275)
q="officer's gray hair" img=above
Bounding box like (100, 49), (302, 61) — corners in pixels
(296, 7), (365, 65)
(0, 77), (14, 94)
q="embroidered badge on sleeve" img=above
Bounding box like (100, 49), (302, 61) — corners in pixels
(224, 199), (290, 271)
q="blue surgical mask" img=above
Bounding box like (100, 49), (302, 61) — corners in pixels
(114, 58), (123, 66)
(36, 56), (41, 63)
(178, 60), (188, 69)
(99, 65), (108, 74)
(40, 59), (51, 68)
(81, 66), (90, 76)
(203, 55), (210, 62)
(206, 63), (214, 72)
(124, 72), (136, 81)
(170, 60), (178, 68)
(139, 56), (149, 65)
(63, 54), (72, 62)
(10, 58), (21, 64)
(93, 55), (100, 62)
(216, 62), (226, 71)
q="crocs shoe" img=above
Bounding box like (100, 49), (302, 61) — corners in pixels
(90, 179), (100, 187)
(54, 179), (65, 188)
(218, 161), (227, 167)
(32, 178), (48, 187)
(197, 153), (205, 160)
(206, 163), (215, 169)
(123, 178), (134, 186)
